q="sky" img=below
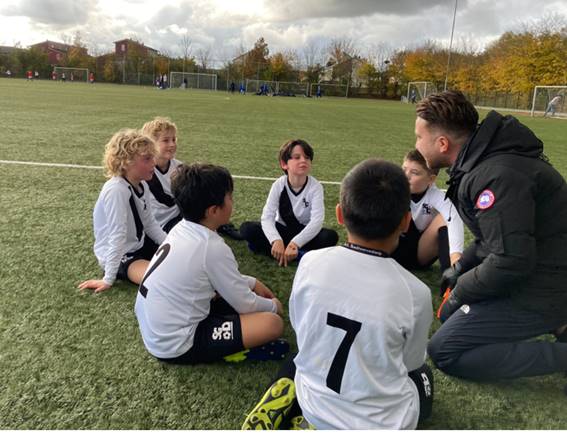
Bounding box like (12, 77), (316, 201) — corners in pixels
(0, 0), (566, 66)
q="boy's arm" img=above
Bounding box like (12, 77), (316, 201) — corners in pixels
(261, 180), (284, 244)
(290, 182), (325, 248)
(402, 280), (433, 372)
(206, 239), (277, 314)
(432, 188), (464, 255)
(101, 187), (130, 286)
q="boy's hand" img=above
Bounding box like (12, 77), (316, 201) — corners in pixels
(283, 242), (299, 266)
(78, 279), (111, 294)
(271, 240), (285, 266)
(253, 280), (275, 299)
(272, 298), (284, 316)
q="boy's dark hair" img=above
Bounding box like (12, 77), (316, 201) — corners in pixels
(416, 90), (479, 139)
(279, 139), (314, 173)
(404, 149), (439, 176)
(171, 163), (234, 223)
(341, 159), (410, 240)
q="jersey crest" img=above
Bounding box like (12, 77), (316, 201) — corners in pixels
(476, 189), (495, 210)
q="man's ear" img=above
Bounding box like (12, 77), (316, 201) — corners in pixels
(438, 135), (450, 154)
(335, 203), (344, 225)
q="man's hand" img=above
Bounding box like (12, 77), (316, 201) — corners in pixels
(437, 288), (462, 323)
(271, 240), (285, 266)
(253, 279), (276, 299)
(440, 261), (463, 296)
(78, 279), (111, 294)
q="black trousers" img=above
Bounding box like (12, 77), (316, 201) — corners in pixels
(272, 355), (433, 426)
(428, 298), (567, 380)
(239, 221), (338, 254)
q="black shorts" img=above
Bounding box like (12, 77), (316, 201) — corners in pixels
(158, 298), (244, 365)
(391, 219), (422, 269)
(115, 237), (159, 283)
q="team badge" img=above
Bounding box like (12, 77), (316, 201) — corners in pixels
(476, 189), (495, 210)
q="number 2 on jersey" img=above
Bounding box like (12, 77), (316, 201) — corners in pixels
(138, 243), (170, 297)
(326, 312), (362, 394)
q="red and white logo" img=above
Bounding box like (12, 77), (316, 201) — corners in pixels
(476, 189), (495, 210)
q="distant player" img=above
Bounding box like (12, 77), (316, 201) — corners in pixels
(135, 163), (289, 365)
(89, 72), (95, 84)
(391, 149), (464, 280)
(240, 139), (338, 267)
(141, 117), (182, 233)
(51, 70), (57, 81)
(242, 159), (434, 430)
(544, 95), (562, 117)
(78, 129), (166, 293)
(26, 70), (32, 81)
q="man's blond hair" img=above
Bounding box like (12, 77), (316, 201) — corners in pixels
(102, 129), (158, 178)
(141, 116), (177, 141)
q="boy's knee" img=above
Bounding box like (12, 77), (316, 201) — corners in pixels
(267, 313), (284, 338)
(239, 221), (260, 239)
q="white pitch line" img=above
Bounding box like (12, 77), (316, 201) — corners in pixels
(0, 159), (342, 185)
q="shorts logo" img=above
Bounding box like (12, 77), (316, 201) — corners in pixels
(421, 373), (432, 397)
(476, 189), (495, 210)
(212, 321), (233, 341)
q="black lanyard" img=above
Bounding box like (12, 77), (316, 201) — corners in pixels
(343, 242), (390, 258)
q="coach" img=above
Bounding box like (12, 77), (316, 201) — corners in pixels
(415, 90), (567, 380)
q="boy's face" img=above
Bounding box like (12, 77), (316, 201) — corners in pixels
(156, 129), (177, 161)
(281, 145), (312, 176)
(127, 153), (156, 182)
(402, 159), (435, 194)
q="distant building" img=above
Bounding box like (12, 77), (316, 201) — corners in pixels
(29, 40), (88, 65)
(0, 45), (23, 56)
(114, 39), (158, 58)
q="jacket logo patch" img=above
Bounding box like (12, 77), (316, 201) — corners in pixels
(476, 189), (495, 210)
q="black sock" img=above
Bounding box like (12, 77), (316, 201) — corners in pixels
(438, 226), (450, 271)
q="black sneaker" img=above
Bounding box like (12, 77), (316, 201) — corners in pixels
(218, 223), (244, 240)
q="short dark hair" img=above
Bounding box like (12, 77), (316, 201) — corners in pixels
(403, 149), (439, 176)
(279, 139), (314, 173)
(171, 163), (234, 223)
(341, 159), (410, 240)
(416, 90), (478, 139)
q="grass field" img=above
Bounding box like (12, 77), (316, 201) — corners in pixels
(1, 78), (567, 429)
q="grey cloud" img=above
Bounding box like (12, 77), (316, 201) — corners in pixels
(2, 0), (96, 26)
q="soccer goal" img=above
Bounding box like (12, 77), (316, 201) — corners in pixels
(276, 81), (309, 97)
(406, 81), (437, 103)
(309, 83), (349, 98)
(169, 72), (218, 90)
(530, 85), (567, 118)
(53, 67), (88, 82)
(245, 79), (277, 95)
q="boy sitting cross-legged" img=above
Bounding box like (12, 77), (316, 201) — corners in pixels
(135, 163), (288, 364)
(240, 139), (338, 267)
(242, 159), (434, 430)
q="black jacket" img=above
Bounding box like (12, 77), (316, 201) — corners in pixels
(446, 111), (567, 320)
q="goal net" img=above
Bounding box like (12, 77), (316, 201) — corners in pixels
(245, 79), (277, 95)
(169, 72), (218, 90)
(53, 67), (88, 82)
(275, 81), (309, 97)
(406, 81), (437, 103)
(309, 83), (348, 98)
(530, 85), (567, 118)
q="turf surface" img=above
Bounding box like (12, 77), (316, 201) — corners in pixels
(1, 78), (567, 429)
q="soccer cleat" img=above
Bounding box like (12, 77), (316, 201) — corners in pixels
(241, 377), (296, 430)
(289, 415), (316, 430)
(224, 339), (290, 363)
(217, 223), (244, 240)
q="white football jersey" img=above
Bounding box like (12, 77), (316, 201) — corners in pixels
(261, 175), (325, 248)
(134, 219), (277, 359)
(144, 159), (182, 228)
(290, 244), (432, 430)
(411, 184), (464, 255)
(93, 176), (166, 285)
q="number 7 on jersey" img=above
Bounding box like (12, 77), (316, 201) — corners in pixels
(326, 312), (362, 394)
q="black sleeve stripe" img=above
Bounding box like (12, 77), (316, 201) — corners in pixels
(147, 173), (176, 207)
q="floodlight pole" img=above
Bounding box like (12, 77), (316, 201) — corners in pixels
(444, 0), (458, 91)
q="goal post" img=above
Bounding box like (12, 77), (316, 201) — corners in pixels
(169, 72), (218, 90)
(406, 81), (437, 103)
(53, 67), (89, 82)
(275, 81), (309, 96)
(309, 83), (348, 98)
(530, 85), (567, 117)
(245, 79), (277, 94)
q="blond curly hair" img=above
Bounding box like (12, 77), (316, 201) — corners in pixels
(141, 116), (177, 141)
(102, 129), (158, 178)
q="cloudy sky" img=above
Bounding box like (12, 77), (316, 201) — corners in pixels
(1, 0), (566, 66)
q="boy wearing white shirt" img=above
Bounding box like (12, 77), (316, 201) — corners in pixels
(240, 139), (338, 267)
(242, 159), (434, 430)
(135, 163), (288, 364)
